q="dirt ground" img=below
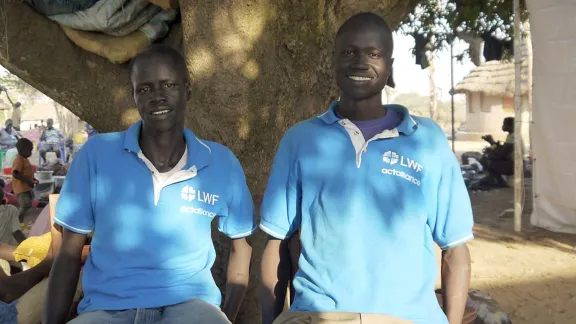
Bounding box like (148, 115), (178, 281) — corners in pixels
(448, 140), (576, 324)
(461, 183), (576, 324)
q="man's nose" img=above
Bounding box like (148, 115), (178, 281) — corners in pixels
(149, 88), (166, 103)
(350, 55), (369, 70)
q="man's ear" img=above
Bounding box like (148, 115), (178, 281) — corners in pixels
(186, 82), (192, 101)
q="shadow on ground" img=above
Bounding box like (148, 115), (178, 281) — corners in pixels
(470, 180), (576, 254)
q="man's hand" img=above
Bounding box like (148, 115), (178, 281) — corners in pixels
(441, 244), (471, 324)
(481, 134), (495, 145)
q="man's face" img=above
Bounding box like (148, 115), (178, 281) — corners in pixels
(47, 119), (54, 129)
(131, 55), (189, 133)
(334, 27), (391, 100)
(5, 122), (12, 131)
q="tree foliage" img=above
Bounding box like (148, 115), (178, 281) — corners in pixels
(0, 69), (41, 101)
(400, 0), (529, 58)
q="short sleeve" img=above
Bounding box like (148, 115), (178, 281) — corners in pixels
(12, 157), (23, 172)
(259, 131), (301, 240)
(54, 141), (95, 234)
(218, 152), (256, 239)
(429, 152), (474, 250)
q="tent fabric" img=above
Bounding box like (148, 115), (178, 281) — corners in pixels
(527, 0), (576, 233)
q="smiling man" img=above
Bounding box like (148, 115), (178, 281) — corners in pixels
(44, 45), (256, 324)
(260, 13), (474, 324)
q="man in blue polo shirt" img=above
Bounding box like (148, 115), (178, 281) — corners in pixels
(260, 13), (473, 324)
(44, 45), (256, 324)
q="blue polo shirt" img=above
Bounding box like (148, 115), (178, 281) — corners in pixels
(260, 102), (474, 324)
(54, 121), (256, 314)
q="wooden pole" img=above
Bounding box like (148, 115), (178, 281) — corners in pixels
(450, 39), (455, 153)
(525, 23), (534, 228)
(513, 0), (523, 232)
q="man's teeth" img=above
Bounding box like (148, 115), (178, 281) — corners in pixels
(348, 76), (373, 81)
(152, 110), (170, 115)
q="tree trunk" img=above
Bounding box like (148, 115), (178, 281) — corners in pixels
(0, 1), (419, 322)
(54, 101), (82, 138)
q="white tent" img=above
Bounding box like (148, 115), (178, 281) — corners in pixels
(527, 0), (576, 233)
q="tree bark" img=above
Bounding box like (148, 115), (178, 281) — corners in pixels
(0, 1), (419, 322)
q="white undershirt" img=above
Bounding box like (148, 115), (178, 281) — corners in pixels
(142, 147), (188, 189)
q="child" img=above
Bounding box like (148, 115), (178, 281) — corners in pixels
(12, 138), (37, 224)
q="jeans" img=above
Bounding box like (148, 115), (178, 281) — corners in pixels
(24, 0), (99, 16)
(68, 299), (231, 324)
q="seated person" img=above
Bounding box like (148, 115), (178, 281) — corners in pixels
(39, 119), (64, 165)
(0, 248), (53, 324)
(44, 45), (255, 324)
(0, 120), (22, 152)
(0, 190), (26, 246)
(480, 117), (515, 187)
(0, 227), (86, 324)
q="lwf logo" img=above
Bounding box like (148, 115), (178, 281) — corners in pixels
(382, 151), (399, 165)
(382, 151), (423, 173)
(181, 185), (196, 201)
(181, 185), (219, 205)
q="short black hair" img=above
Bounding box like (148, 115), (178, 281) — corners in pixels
(128, 44), (189, 82)
(336, 12), (394, 60)
(16, 138), (33, 153)
(504, 117), (514, 126)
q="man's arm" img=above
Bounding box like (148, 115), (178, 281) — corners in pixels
(40, 130), (47, 142)
(222, 237), (253, 322)
(0, 257), (53, 303)
(261, 237), (292, 324)
(0, 243), (16, 262)
(43, 229), (87, 324)
(12, 229), (25, 244)
(441, 244), (471, 323)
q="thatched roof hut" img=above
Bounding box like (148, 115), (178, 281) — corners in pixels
(21, 100), (58, 122)
(453, 48), (529, 98)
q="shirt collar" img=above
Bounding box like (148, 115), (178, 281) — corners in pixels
(317, 101), (419, 136)
(123, 121), (212, 171)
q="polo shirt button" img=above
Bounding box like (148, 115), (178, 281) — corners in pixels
(354, 131), (359, 135)
(341, 121), (346, 125)
(363, 148), (367, 153)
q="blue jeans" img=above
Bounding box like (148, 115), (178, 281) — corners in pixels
(68, 299), (231, 324)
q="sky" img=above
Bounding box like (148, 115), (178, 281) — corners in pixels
(392, 32), (476, 101)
